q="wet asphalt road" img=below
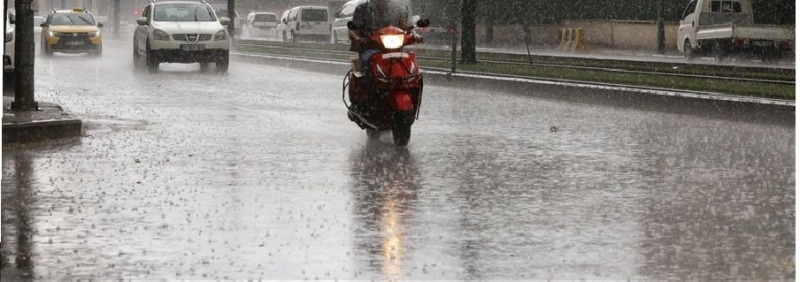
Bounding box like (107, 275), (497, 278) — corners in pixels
(1, 39), (795, 280)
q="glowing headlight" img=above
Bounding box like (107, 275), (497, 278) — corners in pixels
(214, 30), (227, 41)
(89, 31), (100, 37)
(153, 29), (170, 41)
(381, 34), (404, 49)
(4, 31), (12, 42)
(47, 30), (56, 37)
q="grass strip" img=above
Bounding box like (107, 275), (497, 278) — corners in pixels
(236, 44), (795, 100)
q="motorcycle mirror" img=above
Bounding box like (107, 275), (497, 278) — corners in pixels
(347, 20), (361, 30)
(411, 15), (421, 24)
(416, 19), (431, 28)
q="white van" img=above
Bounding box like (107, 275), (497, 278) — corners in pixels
(276, 10), (290, 41)
(247, 12), (279, 37)
(282, 6), (331, 43)
(332, 0), (365, 44)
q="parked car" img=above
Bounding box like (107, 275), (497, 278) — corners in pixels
(281, 6), (331, 43)
(133, 0), (231, 72)
(332, 0), (365, 44)
(677, 0), (794, 62)
(4, 10), (15, 78)
(40, 8), (104, 56)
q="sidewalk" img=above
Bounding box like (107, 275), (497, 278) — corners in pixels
(2, 87), (82, 144)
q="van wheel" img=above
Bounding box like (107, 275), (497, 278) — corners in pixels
(282, 31), (287, 42)
(683, 40), (695, 61)
(291, 31), (297, 43)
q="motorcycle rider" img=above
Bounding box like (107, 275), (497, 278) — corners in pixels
(349, 0), (422, 93)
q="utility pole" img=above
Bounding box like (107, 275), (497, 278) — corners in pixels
(449, 0), (459, 73)
(112, 0), (119, 38)
(227, 0), (235, 39)
(460, 0), (476, 64)
(657, 0), (665, 54)
(13, 0), (37, 110)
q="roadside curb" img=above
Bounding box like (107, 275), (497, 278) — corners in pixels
(3, 98), (83, 144)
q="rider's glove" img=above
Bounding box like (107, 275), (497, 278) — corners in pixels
(413, 35), (424, 44)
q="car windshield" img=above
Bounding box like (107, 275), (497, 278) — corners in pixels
(34, 16), (46, 26)
(301, 9), (327, 21)
(154, 4), (215, 22)
(254, 14), (277, 22)
(50, 13), (95, 26)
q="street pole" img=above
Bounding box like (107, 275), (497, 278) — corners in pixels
(112, 0), (119, 38)
(227, 0), (235, 39)
(13, 0), (37, 110)
(449, 0), (459, 73)
(657, 0), (665, 54)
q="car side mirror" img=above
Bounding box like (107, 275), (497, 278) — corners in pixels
(136, 17), (147, 25)
(40, 23), (48, 28)
(282, 18), (287, 24)
(220, 17), (231, 26)
(97, 22), (104, 28)
(347, 20), (361, 30)
(334, 12), (341, 18)
(416, 19), (430, 28)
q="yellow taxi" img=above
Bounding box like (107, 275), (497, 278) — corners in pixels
(40, 8), (103, 56)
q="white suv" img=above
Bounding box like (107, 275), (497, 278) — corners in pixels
(133, 0), (231, 72)
(4, 10), (15, 79)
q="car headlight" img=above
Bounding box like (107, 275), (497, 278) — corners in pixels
(214, 30), (227, 41)
(153, 29), (170, 41)
(4, 31), (12, 42)
(380, 34), (404, 49)
(47, 30), (56, 37)
(89, 31), (100, 37)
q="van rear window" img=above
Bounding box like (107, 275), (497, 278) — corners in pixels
(301, 9), (327, 21)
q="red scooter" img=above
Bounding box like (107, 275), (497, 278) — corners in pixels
(343, 17), (430, 146)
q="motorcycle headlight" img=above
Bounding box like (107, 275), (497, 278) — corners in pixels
(214, 30), (227, 41)
(381, 34), (404, 49)
(4, 31), (12, 42)
(153, 29), (170, 41)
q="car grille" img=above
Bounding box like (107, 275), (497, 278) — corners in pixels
(172, 34), (212, 42)
(55, 32), (90, 39)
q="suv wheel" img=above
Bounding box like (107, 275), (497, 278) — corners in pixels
(145, 41), (159, 72)
(216, 53), (229, 73)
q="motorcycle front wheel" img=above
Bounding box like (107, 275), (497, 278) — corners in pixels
(392, 112), (414, 146)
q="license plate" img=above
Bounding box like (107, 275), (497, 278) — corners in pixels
(66, 41), (83, 46)
(752, 41), (773, 47)
(181, 44), (205, 51)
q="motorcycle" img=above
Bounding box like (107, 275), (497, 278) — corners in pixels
(342, 17), (430, 146)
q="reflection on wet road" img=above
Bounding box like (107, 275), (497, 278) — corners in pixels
(0, 39), (794, 280)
